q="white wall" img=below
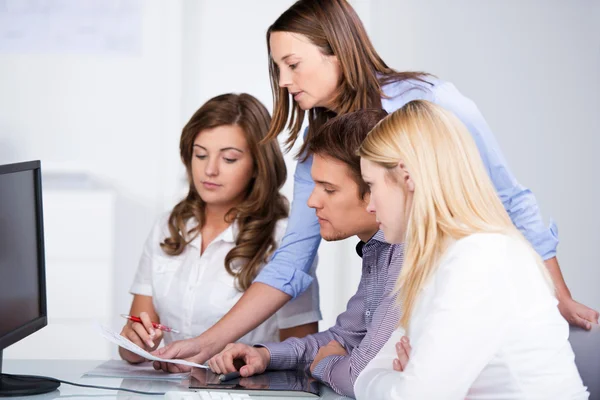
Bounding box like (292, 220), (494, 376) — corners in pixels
(0, 0), (597, 358)
(370, 0), (600, 311)
(0, 0), (184, 357)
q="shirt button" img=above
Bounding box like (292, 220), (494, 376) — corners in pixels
(365, 310), (371, 317)
(367, 266), (372, 274)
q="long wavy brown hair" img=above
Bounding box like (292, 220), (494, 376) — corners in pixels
(264, 0), (429, 155)
(160, 93), (289, 291)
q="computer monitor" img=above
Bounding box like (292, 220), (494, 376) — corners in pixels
(0, 160), (60, 396)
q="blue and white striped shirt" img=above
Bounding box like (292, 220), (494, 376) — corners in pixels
(260, 232), (404, 397)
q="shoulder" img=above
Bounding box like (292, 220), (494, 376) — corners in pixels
(445, 232), (512, 258)
(147, 212), (172, 244)
(381, 76), (439, 111)
(382, 77), (480, 120)
(439, 233), (532, 275)
(147, 211), (199, 247)
(273, 218), (289, 244)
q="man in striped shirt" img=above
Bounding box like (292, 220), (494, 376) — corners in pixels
(208, 109), (404, 398)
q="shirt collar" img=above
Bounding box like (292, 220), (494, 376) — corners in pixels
(356, 230), (388, 257)
(185, 218), (238, 249)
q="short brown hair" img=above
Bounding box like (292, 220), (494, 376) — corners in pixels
(306, 108), (388, 199)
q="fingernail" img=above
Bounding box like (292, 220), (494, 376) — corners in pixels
(147, 340), (154, 347)
(149, 330), (155, 337)
(401, 337), (408, 343)
(396, 343), (402, 350)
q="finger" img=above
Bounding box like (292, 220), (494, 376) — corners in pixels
(167, 363), (184, 373)
(139, 312), (156, 338)
(214, 353), (230, 374)
(573, 314), (592, 330)
(393, 358), (403, 371)
(153, 343), (174, 358)
(240, 362), (260, 377)
(221, 350), (239, 373)
(395, 342), (409, 367)
(126, 330), (147, 350)
(578, 308), (600, 324)
(207, 357), (218, 373)
(209, 356), (223, 374)
(131, 322), (155, 348)
(223, 343), (235, 351)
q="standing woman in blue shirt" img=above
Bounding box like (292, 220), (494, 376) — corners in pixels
(155, 0), (598, 370)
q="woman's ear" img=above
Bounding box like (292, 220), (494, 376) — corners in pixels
(397, 161), (415, 193)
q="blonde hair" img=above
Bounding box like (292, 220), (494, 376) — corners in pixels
(358, 100), (553, 329)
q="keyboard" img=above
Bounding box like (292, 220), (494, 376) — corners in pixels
(165, 391), (254, 400)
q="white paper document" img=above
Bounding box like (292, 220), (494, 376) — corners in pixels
(84, 359), (189, 380)
(96, 324), (208, 369)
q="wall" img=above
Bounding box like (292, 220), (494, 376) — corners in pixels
(370, 0), (600, 310)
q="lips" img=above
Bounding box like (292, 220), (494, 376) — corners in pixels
(202, 181), (221, 189)
(290, 90), (303, 100)
(316, 215), (328, 223)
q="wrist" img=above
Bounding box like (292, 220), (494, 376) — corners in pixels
(195, 332), (220, 360)
(257, 347), (271, 367)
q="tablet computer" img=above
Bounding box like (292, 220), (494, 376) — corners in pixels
(189, 368), (320, 398)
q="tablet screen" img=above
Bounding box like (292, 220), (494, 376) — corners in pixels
(189, 368), (320, 398)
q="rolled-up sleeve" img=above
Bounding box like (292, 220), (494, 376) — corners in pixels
(253, 150), (322, 298)
(434, 82), (559, 259)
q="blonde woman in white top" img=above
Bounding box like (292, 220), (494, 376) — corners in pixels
(355, 100), (588, 399)
(119, 93), (321, 364)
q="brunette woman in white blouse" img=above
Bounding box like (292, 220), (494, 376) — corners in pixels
(355, 100), (588, 399)
(119, 93), (321, 364)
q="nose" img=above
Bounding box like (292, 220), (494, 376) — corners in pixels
(204, 156), (219, 177)
(278, 68), (292, 88)
(366, 197), (376, 214)
(307, 188), (320, 209)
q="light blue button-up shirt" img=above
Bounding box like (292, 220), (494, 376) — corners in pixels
(254, 77), (559, 298)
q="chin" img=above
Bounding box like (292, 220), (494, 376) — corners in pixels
(320, 228), (350, 242)
(382, 230), (403, 244)
(295, 98), (317, 111)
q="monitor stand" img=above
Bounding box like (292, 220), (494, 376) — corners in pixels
(0, 350), (60, 396)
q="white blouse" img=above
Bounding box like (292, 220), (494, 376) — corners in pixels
(130, 214), (321, 346)
(355, 233), (588, 400)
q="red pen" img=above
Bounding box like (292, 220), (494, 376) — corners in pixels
(121, 314), (180, 333)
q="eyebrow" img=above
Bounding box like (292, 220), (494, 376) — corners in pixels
(280, 53), (296, 63)
(194, 144), (244, 153)
(314, 180), (339, 188)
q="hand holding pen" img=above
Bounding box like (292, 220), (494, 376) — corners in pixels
(119, 312), (174, 359)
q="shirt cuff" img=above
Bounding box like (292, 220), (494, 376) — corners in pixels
(254, 264), (314, 298)
(129, 283), (152, 297)
(532, 220), (559, 260)
(256, 342), (299, 371)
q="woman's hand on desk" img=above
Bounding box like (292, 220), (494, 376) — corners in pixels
(120, 311), (163, 363)
(208, 343), (270, 377)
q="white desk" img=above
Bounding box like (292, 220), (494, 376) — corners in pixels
(2, 360), (352, 400)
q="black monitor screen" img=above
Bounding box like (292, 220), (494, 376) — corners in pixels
(0, 161), (46, 349)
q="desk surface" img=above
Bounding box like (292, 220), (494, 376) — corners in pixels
(3, 360), (351, 400)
